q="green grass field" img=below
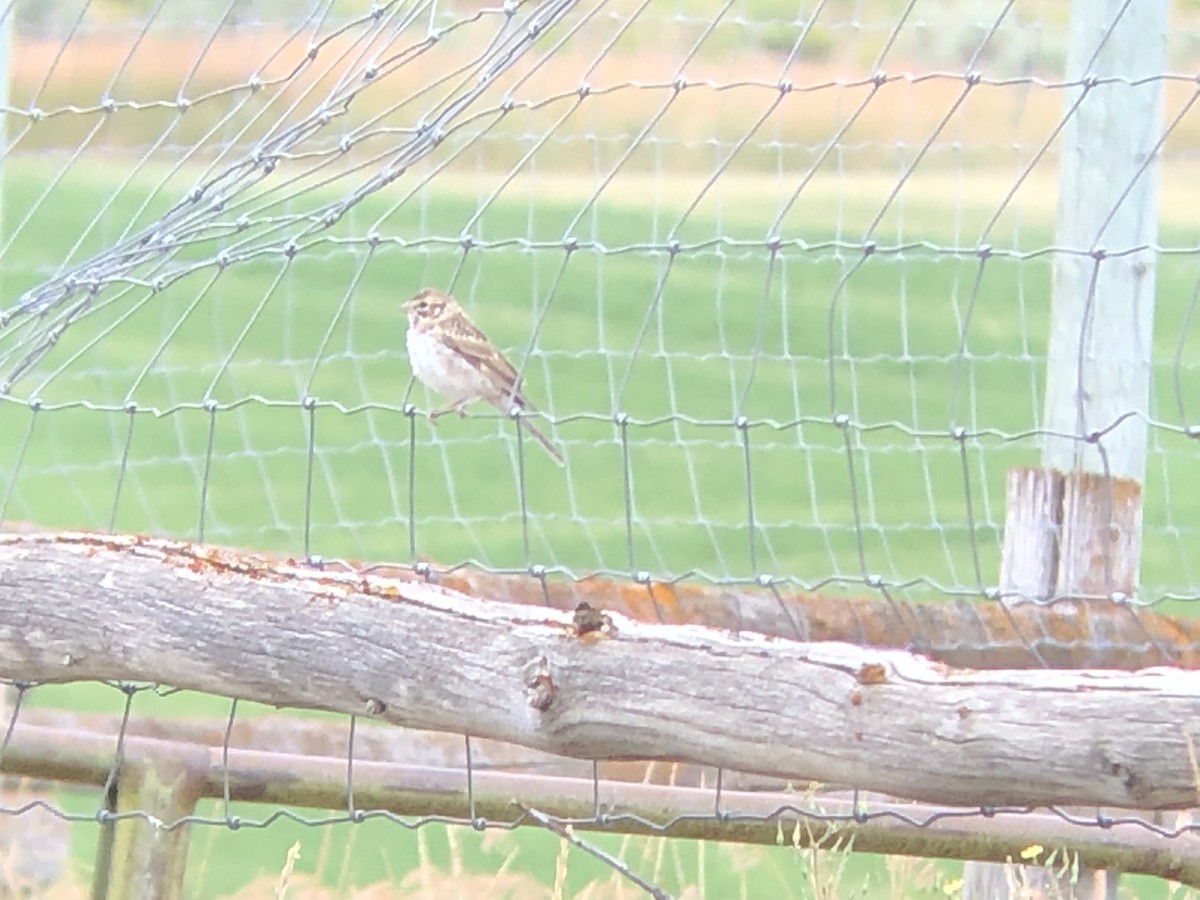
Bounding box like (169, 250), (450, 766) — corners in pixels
(3, 153), (1200, 896)
(4, 158), (1200, 598)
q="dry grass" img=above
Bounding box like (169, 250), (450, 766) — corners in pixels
(12, 21), (1200, 170)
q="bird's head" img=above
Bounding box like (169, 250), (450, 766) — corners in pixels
(402, 288), (454, 328)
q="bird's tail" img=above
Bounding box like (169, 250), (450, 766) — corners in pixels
(518, 415), (565, 467)
(493, 390), (565, 466)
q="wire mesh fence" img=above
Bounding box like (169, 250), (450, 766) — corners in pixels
(1, 0), (1199, 896)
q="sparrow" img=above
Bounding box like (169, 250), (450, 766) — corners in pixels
(402, 287), (564, 466)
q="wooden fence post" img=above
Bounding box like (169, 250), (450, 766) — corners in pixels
(94, 755), (203, 900)
(965, 0), (1166, 893)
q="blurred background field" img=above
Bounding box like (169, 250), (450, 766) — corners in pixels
(3, 0), (1200, 896)
(6, 159), (1200, 601)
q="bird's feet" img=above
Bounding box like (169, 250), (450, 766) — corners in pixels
(428, 403), (470, 423)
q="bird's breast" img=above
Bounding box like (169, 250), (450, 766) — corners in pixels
(406, 328), (487, 404)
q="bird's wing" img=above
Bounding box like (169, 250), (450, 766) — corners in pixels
(442, 314), (532, 406)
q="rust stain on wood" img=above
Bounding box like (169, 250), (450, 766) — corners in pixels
(7, 529), (1200, 671)
(856, 663), (888, 685)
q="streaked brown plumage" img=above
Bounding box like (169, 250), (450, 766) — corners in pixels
(402, 287), (564, 466)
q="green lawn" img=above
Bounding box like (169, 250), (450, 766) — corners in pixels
(2, 155), (1199, 896)
(3, 159), (1200, 598)
(0, 159), (1053, 587)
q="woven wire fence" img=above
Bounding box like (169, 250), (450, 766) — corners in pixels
(1, 0), (1199, 895)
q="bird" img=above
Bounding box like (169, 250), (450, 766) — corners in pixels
(402, 287), (564, 466)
